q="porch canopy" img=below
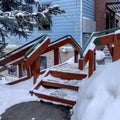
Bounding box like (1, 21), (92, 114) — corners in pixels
(106, 2), (120, 29)
(106, 1), (120, 13)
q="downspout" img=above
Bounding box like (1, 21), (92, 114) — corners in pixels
(80, 0), (83, 47)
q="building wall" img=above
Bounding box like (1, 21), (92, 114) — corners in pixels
(83, 0), (95, 20)
(40, 0), (81, 44)
(82, 0), (95, 46)
(95, 0), (114, 31)
(6, 0), (95, 45)
(40, 0), (95, 45)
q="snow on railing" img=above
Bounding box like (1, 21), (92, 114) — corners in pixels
(80, 27), (120, 58)
(50, 35), (81, 50)
(0, 34), (46, 59)
(24, 34), (48, 59)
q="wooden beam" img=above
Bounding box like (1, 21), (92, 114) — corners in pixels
(24, 38), (50, 68)
(9, 57), (24, 66)
(78, 51), (89, 70)
(26, 67), (32, 79)
(31, 91), (76, 106)
(0, 66), (7, 72)
(34, 81), (43, 90)
(79, 50), (95, 77)
(42, 81), (79, 91)
(88, 50), (95, 77)
(0, 45), (32, 65)
(54, 48), (59, 65)
(18, 64), (23, 78)
(95, 34), (114, 45)
(31, 58), (40, 84)
(43, 38), (81, 54)
(48, 70), (87, 80)
(74, 50), (78, 63)
(78, 58), (84, 70)
(7, 76), (30, 85)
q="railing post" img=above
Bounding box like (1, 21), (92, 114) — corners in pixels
(31, 57), (40, 84)
(26, 66), (32, 79)
(113, 34), (120, 61)
(18, 64), (23, 78)
(54, 48), (59, 65)
(74, 50), (78, 63)
(88, 50), (95, 77)
(78, 58), (84, 70)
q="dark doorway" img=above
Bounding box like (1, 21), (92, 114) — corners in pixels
(106, 2), (120, 29)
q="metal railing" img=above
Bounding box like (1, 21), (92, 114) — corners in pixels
(80, 27), (120, 58)
(0, 34), (45, 59)
(50, 35), (81, 50)
(24, 34), (48, 59)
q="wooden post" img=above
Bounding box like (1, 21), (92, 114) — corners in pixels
(54, 48), (59, 65)
(78, 58), (84, 70)
(88, 50), (95, 77)
(113, 34), (120, 61)
(18, 64), (23, 78)
(78, 51), (89, 70)
(31, 57), (40, 84)
(74, 50), (78, 63)
(26, 67), (32, 79)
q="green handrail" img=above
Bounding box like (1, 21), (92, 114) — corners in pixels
(80, 27), (120, 58)
(0, 34), (45, 59)
(50, 35), (82, 50)
(24, 34), (48, 59)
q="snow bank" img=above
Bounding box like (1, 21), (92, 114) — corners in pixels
(72, 60), (120, 120)
(96, 50), (105, 61)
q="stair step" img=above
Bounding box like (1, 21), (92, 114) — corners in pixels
(31, 91), (76, 106)
(41, 81), (79, 91)
(47, 70), (87, 80)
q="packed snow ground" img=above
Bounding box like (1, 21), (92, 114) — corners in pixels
(0, 52), (120, 120)
(0, 78), (39, 115)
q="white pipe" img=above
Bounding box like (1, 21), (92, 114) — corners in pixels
(80, 0), (83, 47)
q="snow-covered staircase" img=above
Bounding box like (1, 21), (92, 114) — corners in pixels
(30, 63), (87, 106)
(103, 45), (112, 59)
(31, 81), (78, 106)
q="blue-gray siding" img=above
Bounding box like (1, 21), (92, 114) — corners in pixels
(82, 0), (94, 20)
(40, 0), (81, 43)
(6, 0), (95, 45)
